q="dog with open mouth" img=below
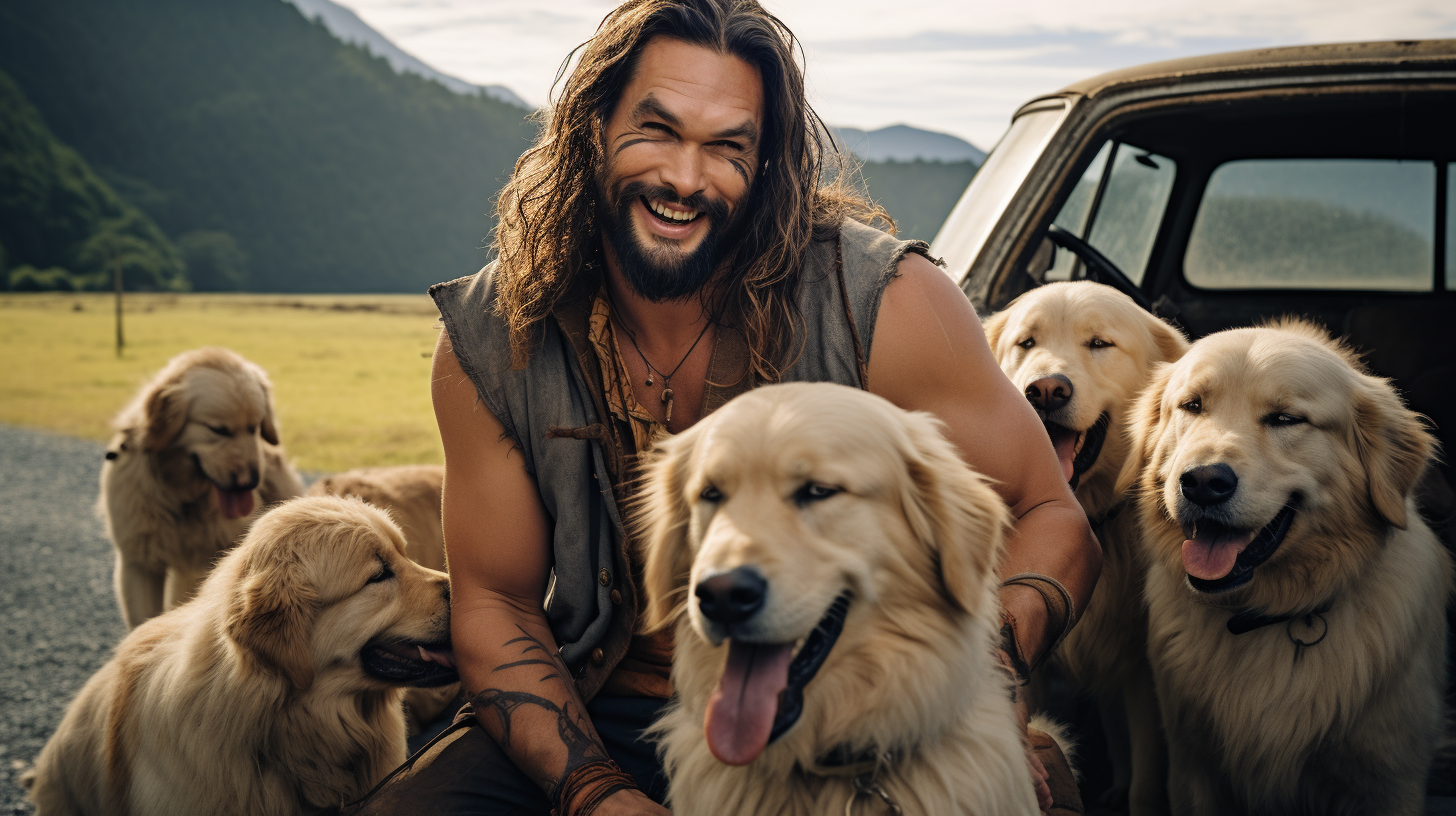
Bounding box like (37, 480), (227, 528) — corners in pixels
(1117, 319), (1452, 815)
(101, 347), (305, 629)
(637, 382), (1042, 816)
(24, 495), (457, 816)
(984, 281), (1187, 815)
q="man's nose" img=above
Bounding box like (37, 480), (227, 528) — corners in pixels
(658, 144), (707, 201)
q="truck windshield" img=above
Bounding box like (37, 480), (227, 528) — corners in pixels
(930, 100), (1069, 284)
(1047, 140), (1177, 286)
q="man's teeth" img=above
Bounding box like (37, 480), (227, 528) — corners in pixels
(650, 199), (698, 222)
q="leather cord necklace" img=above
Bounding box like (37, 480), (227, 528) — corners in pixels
(615, 315), (712, 425)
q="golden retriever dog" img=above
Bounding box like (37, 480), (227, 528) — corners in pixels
(307, 464), (457, 731)
(1118, 320), (1452, 815)
(638, 382), (1040, 816)
(101, 347), (304, 629)
(24, 496), (457, 816)
(307, 464), (446, 571)
(983, 281), (1187, 815)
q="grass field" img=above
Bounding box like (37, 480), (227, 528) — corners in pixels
(0, 292), (447, 473)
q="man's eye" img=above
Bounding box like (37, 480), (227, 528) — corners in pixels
(699, 485), (723, 502)
(1018, 338), (1035, 350)
(795, 483), (841, 505)
(1088, 338), (1114, 349)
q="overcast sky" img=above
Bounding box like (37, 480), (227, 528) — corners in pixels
(329, 0), (1456, 149)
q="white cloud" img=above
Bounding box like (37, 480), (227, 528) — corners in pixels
(332, 0), (1456, 147)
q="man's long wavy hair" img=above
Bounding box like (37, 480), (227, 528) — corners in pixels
(491, 0), (889, 379)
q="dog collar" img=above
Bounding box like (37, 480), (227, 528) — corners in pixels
(1226, 600), (1333, 638)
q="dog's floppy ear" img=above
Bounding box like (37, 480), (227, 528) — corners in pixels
(225, 549), (319, 689)
(142, 378), (190, 451)
(1352, 376), (1434, 529)
(253, 365), (282, 445)
(1141, 312), (1189, 365)
(636, 431), (700, 633)
(981, 307), (1011, 357)
(1114, 362), (1175, 499)
(899, 413), (1009, 615)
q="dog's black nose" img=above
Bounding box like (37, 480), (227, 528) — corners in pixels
(1025, 375), (1074, 414)
(695, 567), (768, 625)
(1180, 464), (1239, 507)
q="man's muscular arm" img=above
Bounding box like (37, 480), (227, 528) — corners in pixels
(432, 333), (667, 815)
(866, 253), (1101, 672)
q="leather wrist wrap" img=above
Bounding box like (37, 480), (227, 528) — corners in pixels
(1000, 572), (1077, 676)
(551, 759), (637, 816)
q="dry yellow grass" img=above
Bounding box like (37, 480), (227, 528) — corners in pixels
(0, 292), (447, 473)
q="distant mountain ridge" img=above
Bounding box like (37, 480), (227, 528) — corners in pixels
(284, 0), (528, 109)
(832, 124), (986, 164)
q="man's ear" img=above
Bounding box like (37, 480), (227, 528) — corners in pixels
(1352, 376), (1434, 529)
(899, 412), (1009, 615)
(636, 431), (701, 633)
(142, 379), (189, 452)
(225, 551), (319, 689)
(1114, 363), (1174, 499)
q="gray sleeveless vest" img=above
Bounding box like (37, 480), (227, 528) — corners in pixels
(430, 218), (930, 698)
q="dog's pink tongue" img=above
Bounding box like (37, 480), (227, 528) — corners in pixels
(216, 487), (255, 520)
(1182, 529), (1257, 580)
(704, 641), (793, 766)
(1046, 425), (1078, 483)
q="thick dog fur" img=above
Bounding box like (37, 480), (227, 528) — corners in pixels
(638, 382), (1038, 816)
(101, 347), (304, 629)
(984, 281), (1187, 815)
(307, 464), (457, 731)
(24, 496), (454, 816)
(1118, 320), (1452, 815)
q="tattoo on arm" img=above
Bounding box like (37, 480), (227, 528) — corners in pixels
(470, 626), (609, 794)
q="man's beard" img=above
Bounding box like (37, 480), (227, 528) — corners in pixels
(598, 179), (736, 302)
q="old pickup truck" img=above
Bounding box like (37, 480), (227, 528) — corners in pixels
(928, 39), (1456, 811)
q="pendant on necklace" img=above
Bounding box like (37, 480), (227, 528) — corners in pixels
(645, 375), (654, 386)
(661, 387), (674, 424)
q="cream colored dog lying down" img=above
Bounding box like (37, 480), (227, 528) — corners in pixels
(637, 382), (1040, 816)
(1120, 320), (1452, 815)
(24, 496), (457, 816)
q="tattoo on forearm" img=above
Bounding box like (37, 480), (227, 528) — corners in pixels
(471, 626), (608, 789)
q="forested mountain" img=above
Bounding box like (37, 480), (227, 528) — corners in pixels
(0, 71), (184, 292)
(0, 0), (974, 291)
(0, 0), (535, 292)
(859, 159), (979, 243)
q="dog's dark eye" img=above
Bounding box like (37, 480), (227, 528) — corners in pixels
(699, 485), (723, 502)
(366, 562), (394, 585)
(207, 424), (233, 437)
(246, 425), (257, 435)
(1264, 412), (1307, 427)
(1017, 338), (1035, 350)
(795, 483), (841, 505)
(1088, 337), (1114, 349)
(1179, 397), (1202, 415)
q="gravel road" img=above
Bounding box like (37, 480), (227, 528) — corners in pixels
(1, 423), (1453, 815)
(0, 426), (120, 814)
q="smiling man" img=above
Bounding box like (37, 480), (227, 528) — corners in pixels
(347, 2), (1098, 815)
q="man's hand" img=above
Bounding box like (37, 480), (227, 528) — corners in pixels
(595, 789), (671, 815)
(1013, 683), (1054, 814)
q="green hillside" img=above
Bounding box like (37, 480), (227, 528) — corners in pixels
(859, 159), (978, 244)
(0, 70), (184, 292)
(0, 0), (534, 293)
